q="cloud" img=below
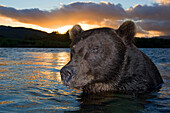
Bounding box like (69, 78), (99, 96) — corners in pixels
(136, 20), (170, 35)
(0, 2), (127, 28)
(0, 5), (51, 27)
(128, 4), (170, 21)
(155, 0), (170, 5)
(127, 3), (170, 35)
(0, 2), (170, 36)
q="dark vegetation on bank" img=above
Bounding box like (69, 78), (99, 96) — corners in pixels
(0, 25), (170, 48)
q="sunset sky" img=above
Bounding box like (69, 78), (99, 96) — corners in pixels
(0, 0), (170, 37)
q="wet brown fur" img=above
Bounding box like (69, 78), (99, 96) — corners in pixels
(60, 21), (163, 94)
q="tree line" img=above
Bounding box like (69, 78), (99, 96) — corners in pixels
(0, 30), (170, 48)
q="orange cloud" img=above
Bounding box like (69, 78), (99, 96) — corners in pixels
(0, 2), (170, 37)
(155, 0), (170, 4)
(0, 2), (126, 28)
(136, 31), (165, 38)
(0, 16), (57, 33)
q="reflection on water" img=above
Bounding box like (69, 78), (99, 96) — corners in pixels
(0, 48), (81, 112)
(0, 48), (170, 112)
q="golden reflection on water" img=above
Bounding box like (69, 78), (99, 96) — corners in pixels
(54, 52), (70, 69)
(0, 49), (82, 111)
(0, 101), (14, 105)
(24, 51), (74, 95)
(25, 52), (70, 68)
(22, 51), (70, 83)
(0, 51), (71, 89)
(50, 106), (79, 110)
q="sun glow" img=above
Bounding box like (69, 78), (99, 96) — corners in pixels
(136, 30), (164, 38)
(79, 23), (100, 30)
(55, 23), (100, 34)
(0, 16), (165, 37)
(0, 16), (56, 33)
(0, 16), (100, 34)
(56, 25), (73, 34)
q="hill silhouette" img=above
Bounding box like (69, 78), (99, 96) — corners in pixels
(0, 25), (169, 48)
(0, 25), (71, 47)
(0, 25), (48, 39)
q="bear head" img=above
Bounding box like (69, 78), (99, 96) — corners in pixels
(60, 21), (136, 92)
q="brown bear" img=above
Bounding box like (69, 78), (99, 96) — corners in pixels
(60, 21), (163, 94)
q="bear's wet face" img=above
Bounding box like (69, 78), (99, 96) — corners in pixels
(60, 26), (126, 89)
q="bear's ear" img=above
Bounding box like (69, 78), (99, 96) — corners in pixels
(69, 24), (83, 41)
(116, 21), (136, 44)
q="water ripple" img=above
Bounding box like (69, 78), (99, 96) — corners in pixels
(0, 48), (169, 112)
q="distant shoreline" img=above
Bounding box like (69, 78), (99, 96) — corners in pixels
(0, 38), (169, 48)
(0, 25), (170, 48)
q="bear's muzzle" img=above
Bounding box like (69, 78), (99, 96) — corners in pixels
(60, 66), (75, 87)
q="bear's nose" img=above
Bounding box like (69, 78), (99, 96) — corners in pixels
(60, 66), (73, 83)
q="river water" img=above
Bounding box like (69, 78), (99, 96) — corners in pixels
(0, 48), (169, 113)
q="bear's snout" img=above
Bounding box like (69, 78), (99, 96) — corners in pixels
(60, 66), (74, 87)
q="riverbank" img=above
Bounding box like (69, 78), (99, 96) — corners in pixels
(0, 37), (169, 48)
(0, 25), (169, 48)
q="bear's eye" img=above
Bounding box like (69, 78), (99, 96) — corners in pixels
(91, 46), (100, 53)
